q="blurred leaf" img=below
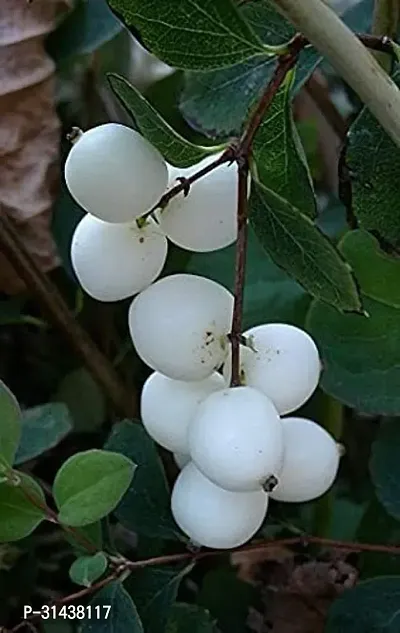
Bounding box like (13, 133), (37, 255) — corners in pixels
(316, 195), (347, 241)
(346, 66), (400, 250)
(47, 0), (122, 65)
(250, 181), (362, 312)
(82, 582), (143, 632)
(340, 230), (400, 308)
(198, 566), (256, 633)
(0, 473), (45, 542)
(0, 381), (21, 467)
(126, 565), (193, 633)
(325, 577), (400, 632)
(107, 74), (215, 168)
(186, 227), (310, 329)
(69, 552), (108, 587)
(180, 0), (319, 138)
(180, 0), (373, 139)
(357, 496), (400, 578)
(53, 449), (136, 527)
(108, 0), (265, 70)
(53, 368), (106, 433)
(104, 421), (179, 540)
(370, 419), (400, 521)
(307, 231), (400, 414)
(167, 604), (220, 633)
(14, 403), (72, 465)
(252, 69), (316, 218)
(51, 181), (84, 280)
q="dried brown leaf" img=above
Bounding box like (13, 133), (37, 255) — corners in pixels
(0, 0), (72, 294)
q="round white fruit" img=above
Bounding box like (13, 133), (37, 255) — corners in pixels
(188, 386), (284, 492)
(70, 215), (168, 301)
(270, 417), (341, 503)
(65, 123), (168, 223)
(223, 323), (321, 415)
(128, 274), (234, 381)
(171, 462), (269, 549)
(141, 371), (225, 453)
(158, 153), (238, 252)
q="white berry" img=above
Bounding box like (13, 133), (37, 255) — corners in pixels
(65, 123), (168, 223)
(128, 274), (233, 381)
(141, 371), (225, 453)
(270, 417), (341, 503)
(223, 323), (321, 415)
(70, 215), (168, 302)
(173, 452), (190, 470)
(171, 462), (269, 549)
(157, 153), (238, 252)
(188, 386), (284, 492)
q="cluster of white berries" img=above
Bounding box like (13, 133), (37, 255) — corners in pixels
(65, 123), (342, 551)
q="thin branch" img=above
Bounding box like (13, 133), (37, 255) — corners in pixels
(230, 159), (249, 387)
(0, 212), (137, 419)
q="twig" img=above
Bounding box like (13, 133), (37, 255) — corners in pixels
(0, 212), (137, 419)
(230, 159), (249, 387)
(7, 533), (400, 632)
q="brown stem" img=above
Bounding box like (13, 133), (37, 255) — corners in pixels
(0, 212), (136, 419)
(230, 160), (249, 387)
(146, 149), (235, 219)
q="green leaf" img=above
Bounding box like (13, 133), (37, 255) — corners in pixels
(0, 381), (21, 467)
(180, 0), (319, 138)
(82, 582), (143, 633)
(308, 296), (400, 414)
(104, 421), (179, 540)
(347, 66), (400, 250)
(69, 552), (108, 587)
(370, 419), (400, 521)
(53, 368), (106, 432)
(252, 70), (316, 218)
(53, 449), (136, 527)
(46, 0), (122, 65)
(108, 0), (265, 71)
(14, 403), (72, 465)
(0, 473), (46, 542)
(307, 230), (400, 414)
(186, 227), (310, 330)
(166, 604), (220, 633)
(325, 576), (400, 632)
(249, 181), (362, 312)
(340, 230), (400, 308)
(126, 565), (192, 633)
(107, 74), (216, 168)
